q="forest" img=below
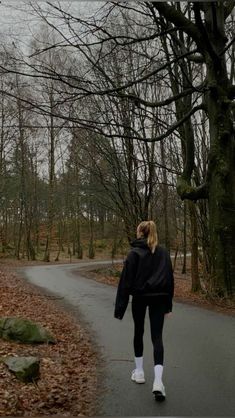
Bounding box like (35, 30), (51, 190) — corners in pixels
(0, 1), (234, 298)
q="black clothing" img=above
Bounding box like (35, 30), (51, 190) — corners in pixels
(114, 239), (174, 319)
(132, 295), (166, 365)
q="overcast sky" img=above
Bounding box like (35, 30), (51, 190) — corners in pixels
(0, 1), (103, 51)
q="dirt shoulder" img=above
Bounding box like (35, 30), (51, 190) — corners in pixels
(79, 264), (235, 317)
(0, 266), (98, 416)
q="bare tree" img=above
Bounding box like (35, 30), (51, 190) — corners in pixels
(1, 2), (234, 295)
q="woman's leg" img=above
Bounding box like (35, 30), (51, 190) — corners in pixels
(148, 297), (168, 399)
(131, 296), (147, 358)
(148, 297), (166, 365)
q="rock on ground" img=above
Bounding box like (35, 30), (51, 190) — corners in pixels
(3, 356), (40, 383)
(0, 317), (55, 344)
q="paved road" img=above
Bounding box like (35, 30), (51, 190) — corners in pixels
(21, 262), (235, 416)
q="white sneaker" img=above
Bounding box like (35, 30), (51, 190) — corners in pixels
(152, 381), (166, 401)
(131, 369), (145, 384)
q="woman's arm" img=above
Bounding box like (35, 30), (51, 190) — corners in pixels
(165, 251), (175, 314)
(114, 251), (138, 319)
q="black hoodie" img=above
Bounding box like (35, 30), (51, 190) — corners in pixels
(114, 238), (174, 319)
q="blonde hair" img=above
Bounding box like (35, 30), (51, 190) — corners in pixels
(136, 220), (158, 254)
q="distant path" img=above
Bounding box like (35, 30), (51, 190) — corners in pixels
(21, 261), (235, 416)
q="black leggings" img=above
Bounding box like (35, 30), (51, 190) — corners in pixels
(132, 295), (167, 365)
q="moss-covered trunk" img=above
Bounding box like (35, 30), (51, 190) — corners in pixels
(207, 90), (235, 295)
(205, 12), (235, 294)
(173, 3), (235, 296)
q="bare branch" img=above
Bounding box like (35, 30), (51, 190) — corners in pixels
(224, 0), (235, 19)
(122, 83), (206, 108)
(151, 2), (204, 51)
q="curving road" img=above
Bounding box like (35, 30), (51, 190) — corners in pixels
(21, 261), (235, 416)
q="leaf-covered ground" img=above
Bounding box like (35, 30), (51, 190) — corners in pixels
(0, 267), (98, 416)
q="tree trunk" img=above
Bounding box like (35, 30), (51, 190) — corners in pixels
(163, 3), (235, 296)
(43, 88), (55, 262)
(181, 201), (187, 274)
(160, 141), (170, 250)
(207, 96), (235, 295)
(76, 218), (83, 259)
(88, 202), (95, 259)
(188, 201), (201, 292)
(16, 201), (23, 259)
(205, 19), (235, 295)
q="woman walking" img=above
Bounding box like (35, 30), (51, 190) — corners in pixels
(114, 220), (174, 401)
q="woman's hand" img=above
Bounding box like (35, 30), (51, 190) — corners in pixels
(165, 312), (172, 318)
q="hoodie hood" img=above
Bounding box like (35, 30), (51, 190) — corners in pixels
(131, 238), (149, 249)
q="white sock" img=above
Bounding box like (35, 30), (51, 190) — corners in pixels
(154, 364), (163, 384)
(135, 356), (143, 372)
